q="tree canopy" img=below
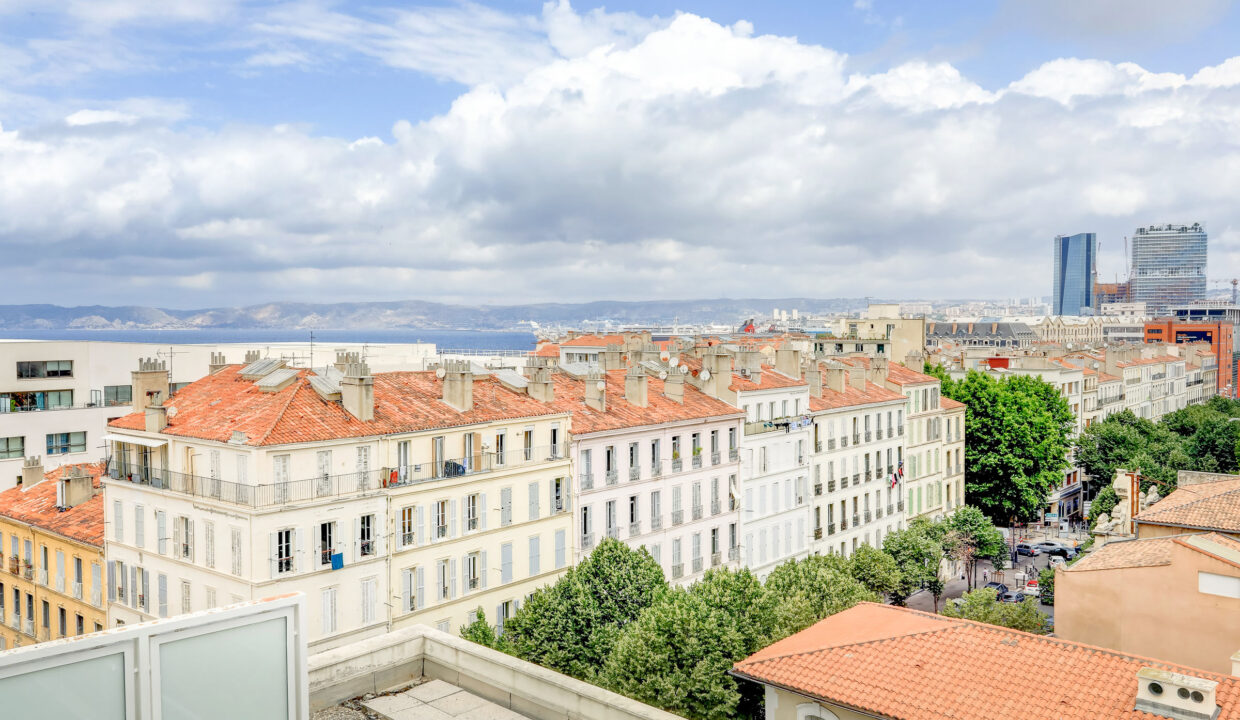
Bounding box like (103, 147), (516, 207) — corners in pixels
(929, 367), (1074, 523)
(942, 587), (1048, 634)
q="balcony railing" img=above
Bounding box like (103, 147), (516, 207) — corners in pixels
(840, 518), (847, 531)
(55, 575), (64, 593)
(692, 504), (703, 521)
(727, 546), (739, 561)
(840, 476), (848, 489)
(729, 448), (740, 462)
(852, 473), (860, 485)
(651, 515), (663, 531)
(711, 499), (722, 515)
(852, 434), (860, 445)
(579, 473), (594, 491)
(865, 431), (872, 442)
(628, 467), (641, 482)
(23, 563), (32, 581)
(814, 440), (823, 453)
(875, 506), (882, 519)
(897, 500), (905, 511)
(898, 425), (904, 436)
(692, 556), (703, 573)
(887, 464), (894, 476)
(73, 581), (83, 600)
(672, 458), (683, 473)
(7, 557), (17, 574)
(814, 482), (823, 496)
(840, 436), (848, 448)
(864, 510), (872, 523)
(827, 439), (836, 450)
(813, 527), (823, 540)
(711, 552), (722, 567)
(865, 470), (872, 482)
(828, 480), (836, 492)
(887, 504), (894, 516)
(651, 461), (663, 477)
(38, 569), (47, 586)
(581, 533), (595, 551)
(711, 451), (721, 466)
(672, 510), (684, 526)
(606, 526), (619, 540)
(672, 563), (684, 579)
(629, 521), (641, 537)
(605, 470), (618, 486)
(692, 455), (703, 469)
(852, 513), (860, 527)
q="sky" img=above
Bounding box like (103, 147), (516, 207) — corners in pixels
(2, 0), (1240, 309)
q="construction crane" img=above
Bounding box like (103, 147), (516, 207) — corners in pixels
(1210, 279), (1239, 304)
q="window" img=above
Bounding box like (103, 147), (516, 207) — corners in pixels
(17, 360), (73, 378)
(0, 437), (23, 460)
(728, 427), (737, 450)
(46, 431), (86, 455)
(494, 432), (506, 465)
(500, 487), (513, 526)
(113, 500), (123, 542)
(650, 490), (661, 526)
(523, 429), (534, 461)
(103, 385), (132, 406)
(552, 477), (565, 512)
(1, 390), (73, 411)
(500, 542), (513, 584)
(205, 521), (215, 568)
(554, 529), (566, 569)
(466, 494), (480, 531)
(181, 580), (192, 615)
(359, 515), (375, 556)
(321, 587), (337, 635)
(402, 567), (424, 612)
(275, 529), (293, 574)
(231, 528), (242, 576)
(75, 613), (83, 636)
(437, 560), (451, 600)
(629, 495), (639, 524)
(175, 516), (193, 560)
(401, 507), (415, 546)
(320, 522), (336, 565)
(361, 577), (377, 624)
(528, 536), (541, 576)
(710, 430), (719, 454)
(435, 500), (449, 539)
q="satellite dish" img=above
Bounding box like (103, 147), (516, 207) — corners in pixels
(659, 371), (668, 380)
(701, 369), (711, 381)
(166, 406), (178, 418)
(679, 365), (689, 375)
(435, 367), (446, 379)
(669, 356), (679, 367)
(595, 380), (606, 392)
(660, 351), (670, 361)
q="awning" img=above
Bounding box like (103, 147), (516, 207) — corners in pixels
(102, 433), (167, 449)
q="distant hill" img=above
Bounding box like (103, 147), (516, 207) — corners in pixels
(0, 298), (874, 330)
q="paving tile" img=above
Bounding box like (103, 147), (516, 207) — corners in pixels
(387, 705), (455, 720)
(362, 693), (422, 718)
(430, 690), (488, 716)
(405, 679), (460, 703)
(455, 704), (529, 720)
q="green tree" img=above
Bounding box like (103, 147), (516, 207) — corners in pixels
(763, 554), (877, 637)
(881, 523), (944, 606)
(942, 588), (1048, 634)
(502, 538), (667, 679)
(460, 607), (500, 649)
(687, 567), (777, 656)
(848, 544), (902, 600)
(938, 370), (1073, 523)
(1037, 567), (1055, 606)
(602, 588), (747, 720)
(944, 505), (1006, 590)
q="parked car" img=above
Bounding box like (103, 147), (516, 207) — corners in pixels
(1048, 556), (1068, 569)
(1023, 581), (1040, 597)
(1016, 543), (1041, 556)
(1033, 541), (1078, 558)
(983, 582), (1009, 597)
(1000, 591), (1027, 603)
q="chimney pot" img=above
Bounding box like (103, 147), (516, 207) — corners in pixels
(585, 371), (607, 412)
(440, 360), (474, 413)
(625, 365), (649, 408)
(341, 362), (376, 421)
(131, 357), (170, 414)
(21, 456), (43, 488)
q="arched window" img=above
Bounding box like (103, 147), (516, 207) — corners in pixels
(796, 702), (840, 720)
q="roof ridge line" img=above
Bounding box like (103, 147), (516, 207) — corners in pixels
(1142, 482), (1240, 516)
(259, 375), (311, 445)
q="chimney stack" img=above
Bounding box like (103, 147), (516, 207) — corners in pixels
(585, 370), (607, 412)
(335, 351), (361, 373)
(439, 360), (473, 413)
(775, 348), (802, 379)
(868, 356), (889, 384)
(904, 350), (925, 374)
(804, 363), (823, 396)
(638, 343), (663, 363)
(848, 366), (867, 391)
(209, 352), (228, 375)
(625, 365), (649, 408)
(600, 344), (626, 372)
(145, 399), (168, 433)
(341, 362), (376, 421)
(131, 357), (170, 414)
(21, 456), (42, 488)
(244, 350), (261, 364)
(59, 466), (94, 509)
(527, 367), (555, 403)
(824, 361), (847, 393)
(663, 370), (685, 404)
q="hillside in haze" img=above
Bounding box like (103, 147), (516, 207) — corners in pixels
(0, 298), (874, 331)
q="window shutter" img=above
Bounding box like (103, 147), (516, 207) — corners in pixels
(548, 481), (555, 514)
(461, 555), (470, 596)
(269, 533), (278, 579)
(415, 568), (425, 610)
(480, 550), (488, 589)
(352, 518), (360, 562)
(528, 482), (538, 521)
(157, 512), (166, 555)
(554, 530), (565, 569)
(449, 558), (457, 600)
(187, 520), (195, 563)
(321, 589), (332, 635)
(142, 571), (150, 614)
(294, 529), (303, 573)
(173, 518), (183, 557)
(501, 488), (512, 526)
(528, 536), (540, 576)
(375, 517), (385, 557)
(129, 566), (137, 609)
(416, 506), (425, 545)
(479, 493), (488, 531)
(450, 500), (458, 538)
(496, 604), (504, 633)
(500, 543), (512, 584)
(107, 562), (116, 603)
(401, 569), (412, 613)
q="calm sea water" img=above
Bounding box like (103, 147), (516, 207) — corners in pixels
(0, 328), (539, 351)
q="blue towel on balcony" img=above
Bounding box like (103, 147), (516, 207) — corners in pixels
(331, 553), (343, 570)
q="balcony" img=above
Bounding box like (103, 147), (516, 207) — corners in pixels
(672, 509), (684, 526)
(839, 476), (848, 489)
(813, 527), (823, 540)
(711, 499), (722, 515)
(692, 454), (703, 469)
(672, 563), (684, 579)
(651, 515), (663, 531)
(55, 575), (64, 593)
(711, 552), (722, 567)
(897, 500), (905, 511)
(852, 434), (860, 445)
(23, 618), (34, 637)
(875, 506), (882, 519)
(23, 563), (32, 581)
(828, 439), (836, 450)
(629, 521), (641, 537)
(605, 470), (618, 486)
(38, 569), (48, 586)
(852, 513), (860, 527)
(865, 470), (872, 482)
(887, 464), (894, 476)
(672, 458), (683, 473)
(628, 467), (641, 482)
(728, 546), (739, 561)
(729, 448), (740, 462)
(7, 557), (16, 574)
(840, 519), (847, 531)
(692, 504), (703, 521)
(865, 431), (872, 442)
(887, 503), (894, 515)
(651, 461), (663, 477)
(579, 473), (594, 491)
(581, 533), (595, 551)
(796, 494), (805, 506)
(898, 425), (904, 436)
(840, 436), (848, 448)
(692, 556), (704, 573)
(864, 511), (872, 523)
(852, 473), (860, 485)
(814, 482), (823, 496)
(605, 526), (619, 540)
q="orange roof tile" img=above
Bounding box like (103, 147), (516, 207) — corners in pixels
(940, 397), (965, 410)
(729, 364), (806, 392)
(1067, 533), (1240, 573)
(0, 463), (105, 547)
(109, 366), (567, 446)
(806, 365), (905, 412)
(732, 603), (1240, 720)
(544, 370), (742, 435)
(560, 334), (626, 348)
(840, 356), (940, 387)
(1135, 477), (1240, 534)
(531, 343), (560, 358)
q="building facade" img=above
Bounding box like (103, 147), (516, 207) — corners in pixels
(1130, 223), (1208, 316)
(1053, 232), (1097, 316)
(1144, 320), (1234, 398)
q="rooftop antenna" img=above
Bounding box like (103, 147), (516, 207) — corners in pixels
(156, 346), (188, 381)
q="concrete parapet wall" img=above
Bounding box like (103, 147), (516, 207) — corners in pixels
(308, 624), (684, 719)
(1177, 470), (1236, 487)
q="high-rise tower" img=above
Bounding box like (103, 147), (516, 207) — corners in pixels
(1130, 223), (1207, 316)
(1052, 233), (1097, 315)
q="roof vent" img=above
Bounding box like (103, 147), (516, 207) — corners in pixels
(1135, 667), (1218, 720)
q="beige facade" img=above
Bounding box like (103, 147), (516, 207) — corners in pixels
(1056, 533), (1240, 674)
(762, 685), (874, 720)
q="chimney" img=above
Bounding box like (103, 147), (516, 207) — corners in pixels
(527, 367), (555, 403)
(737, 348), (763, 373)
(131, 357), (170, 414)
(600, 345), (626, 372)
(585, 370), (607, 412)
(21, 456), (42, 488)
(869, 356), (890, 384)
(638, 343), (663, 363)
(824, 362), (848, 393)
(145, 400), (168, 433)
(663, 371), (685, 404)
(58, 466), (94, 509)
(335, 351), (360, 373)
(848, 366), (867, 391)
(775, 348), (802, 378)
(244, 350), (261, 364)
(1134, 667), (1218, 720)
(804, 363), (822, 396)
(341, 362), (376, 421)
(209, 352), (229, 375)
(440, 360), (473, 413)
(904, 350), (925, 373)
(625, 365), (649, 408)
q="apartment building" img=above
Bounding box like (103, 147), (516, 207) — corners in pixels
(0, 340), (436, 490)
(806, 358), (908, 557)
(0, 460), (107, 650)
(102, 356), (573, 648)
(548, 351), (744, 584)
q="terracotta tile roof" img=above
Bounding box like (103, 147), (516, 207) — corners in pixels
(729, 364), (806, 392)
(1064, 536), (1178, 572)
(1097, 372), (1123, 383)
(544, 370), (742, 435)
(560, 334), (626, 348)
(940, 397), (965, 410)
(732, 603), (1240, 720)
(531, 343), (560, 358)
(845, 357), (939, 387)
(0, 463), (106, 547)
(109, 366), (567, 446)
(1135, 477), (1240, 534)
(806, 370), (905, 413)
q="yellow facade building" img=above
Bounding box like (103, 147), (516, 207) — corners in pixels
(0, 459), (107, 650)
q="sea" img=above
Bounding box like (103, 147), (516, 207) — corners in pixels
(0, 328), (539, 352)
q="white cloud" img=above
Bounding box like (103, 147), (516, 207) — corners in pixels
(2, 9), (1240, 306)
(64, 109), (139, 126)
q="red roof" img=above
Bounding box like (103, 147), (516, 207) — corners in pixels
(560, 334), (626, 348)
(531, 343), (560, 358)
(0, 463), (105, 547)
(109, 366), (567, 446)
(806, 363), (905, 412)
(733, 603), (1240, 720)
(940, 396), (965, 410)
(545, 370), (741, 435)
(1135, 477), (1240, 534)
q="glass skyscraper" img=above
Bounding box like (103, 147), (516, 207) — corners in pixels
(1130, 223), (1207, 316)
(1052, 233), (1096, 315)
